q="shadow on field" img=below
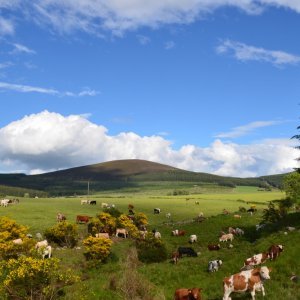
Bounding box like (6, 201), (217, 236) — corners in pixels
(242, 212), (300, 243)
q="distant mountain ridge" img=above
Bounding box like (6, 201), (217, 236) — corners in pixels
(0, 159), (288, 196)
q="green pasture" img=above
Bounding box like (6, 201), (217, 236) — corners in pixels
(1, 187), (299, 300)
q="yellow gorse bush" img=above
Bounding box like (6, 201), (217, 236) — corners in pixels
(117, 214), (139, 238)
(0, 216), (28, 241)
(83, 236), (113, 261)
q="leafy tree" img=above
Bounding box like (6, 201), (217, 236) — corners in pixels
(262, 202), (282, 223)
(283, 172), (300, 204)
(292, 124), (300, 173)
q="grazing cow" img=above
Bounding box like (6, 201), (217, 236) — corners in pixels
(172, 251), (180, 264)
(139, 230), (148, 239)
(36, 232), (43, 240)
(12, 238), (23, 245)
(88, 200), (96, 205)
(208, 259), (222, 272)
(233, 214), (242, 219)
(208, 244), (221, 251)
(41, 245), (52, 259)
(219, 233), (234, 242)
(255, 224), (266, 231)
(223, 209), (229, 215)
(35, 240), (48, 249)
(223, 266), (271, 300)
(242, 252), (270, 270)
(172, 230), (186, 236)
(198, 212), (204, 217)
(154, 208), (161, 214)
(1, 199), (10, 207)
(195, 201), (200, 205)
(128, 204), (134, 210)
(247, 208), (256, 215)
(166, 212), (171, 219)
(81, 199), (88, 205)
(174, 288), (202, 300)
(154, 231), (161, 239)
(268, 244), (284, 260)
(235, 228), (244, 236)
(76, 215), (90, 224)
(56, 212), (66, 222)
(128, 209), (135, 215)
(228, 227), (236, 235)
(286, 226), (295, 231)
(95, 233), (110, 239)
(116, 228), (128, 238)
(178, 247), (198, 258)
(189, 234), (197, 243)
(290, 274), (299, 283)
(101, 202), (108, 208)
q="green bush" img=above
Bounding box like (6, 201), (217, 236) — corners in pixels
(44, 221), (78, 248)
(83, 236), (113, 262)
(136, 234), (168, 263)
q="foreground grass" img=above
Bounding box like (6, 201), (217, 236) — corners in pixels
(1, 187), (299, 299)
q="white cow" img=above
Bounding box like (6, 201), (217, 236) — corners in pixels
(35, 239), (48, 249)
(1, 199), (10, 207)
(81, 199), (88, 205)
(154, 231), (161, 239)
(41, 245), (52, 259)
(189, 234), (197, 243)
(12, 238), (23, 245)
(219, 233), (234, 242)
(116, 228), (128, 238)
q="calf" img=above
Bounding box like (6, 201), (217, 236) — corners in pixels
(242, 252), (269, 270)
(189, 234), (197, 243)
(57, 212), (66, 222)
(95, 233), (110, 239)
(171, 251), (180, 264)
(223, 266), (271, 300)
(268, 244), (284, 260)
(208, 244), (220, 251)
(154, 208), (161, 214)
(178, 247), (198, 258)
(12, 238), (23, 245)
(41, 245), (52, 259)
(219, 233), (234, 242)
(174, 288), (202, 300)
(208, 259), (222, 272)
(116, 228), (128, 238)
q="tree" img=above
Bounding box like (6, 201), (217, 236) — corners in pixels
(292, 124), (300, 173)
(283, 172), (300, 204)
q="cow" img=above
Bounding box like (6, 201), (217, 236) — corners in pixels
(95, 233), (110, 239)
(228, 227), (236, 235)
(267, 244), (284, 260)
(233, 214), (242, 219)
(35, 240), (48, 249)
(235, 228), (244, 236)
(174, 288), (202, 300)
(208, 259), (222, 272)
(223, 266), (271, 300)
(172, 230), (186, 236)
(242, 252), (270, 270)
(41, 245), (52, 259)
(208, 244), (221, 251)
(1, 199), (10, 207)
(81, 199), (88, 205)
(12, 238), (23, 245)
(286, 226), (295, 231)
(219, 233), (234, 242)
(171, 251), (180, 264)
(195, 201), (200, 205)
(255, 224), (266, 231)
(178, 247), (198, 258)
(76, 215), (90, 224)
(56, 212), (66, 222)
(128, 209), (135, 215)
(116, 228), (128, 238)
(189, 235), (197, 243)
(166, 212), (171, 219)
(247, 208), (256, 215)
(88, 200), (97, 205)
(139, 230), (148, 239)
(154, 208), (161, 214)
(36, 232), (43, 240)
(101, 202), (108, 208)
(154, 231), (161, 239)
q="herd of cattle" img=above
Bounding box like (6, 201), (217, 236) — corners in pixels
(1, 198), (293, 299)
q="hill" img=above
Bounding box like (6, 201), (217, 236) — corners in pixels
(0, 159), (288, 196)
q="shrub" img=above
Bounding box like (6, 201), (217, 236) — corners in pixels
(0, 256), (78, 300)
(136, 234), (168, 263)
(44, 221), (78, 248)
(117, 214), (139, 238)
(0, 217), (28, 241)
(94, 212), (117, 235)
(103, 206), (122, 218)
(83, 236), (113, 262)
(134, 212), (148, 229)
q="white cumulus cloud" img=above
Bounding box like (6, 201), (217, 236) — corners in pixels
(0, 111), (298, 177)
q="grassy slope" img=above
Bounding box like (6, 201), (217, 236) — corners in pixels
(0, 187), (299, 299)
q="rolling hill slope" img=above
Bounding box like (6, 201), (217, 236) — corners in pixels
(0, 159), (288, 196)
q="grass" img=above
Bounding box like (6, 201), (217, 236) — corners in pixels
(0, 187), (299, 299)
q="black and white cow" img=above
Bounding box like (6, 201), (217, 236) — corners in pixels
(154, 208), (161, 214)
(208, 259), (223, 272)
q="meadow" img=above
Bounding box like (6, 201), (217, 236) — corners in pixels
(0, 186), (299, 300)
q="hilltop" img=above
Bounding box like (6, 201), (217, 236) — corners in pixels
(0, 159), (288, 196)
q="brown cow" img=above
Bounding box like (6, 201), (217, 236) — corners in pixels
(57, 212), (66, 222)
(268, 244), (284, 260)
(76, 215), (90, 224)
(172, 229), (186, 236)
(174, 288), (202, 300)
(242, 252), (270, 270)
(171, 251), (180, 264)
(223, 266), (271, 300)
(208, 244), (221, 251)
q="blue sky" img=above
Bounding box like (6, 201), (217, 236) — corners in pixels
(0, 0), (299, 176)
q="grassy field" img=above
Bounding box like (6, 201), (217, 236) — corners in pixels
(0, 187), (299, 300)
